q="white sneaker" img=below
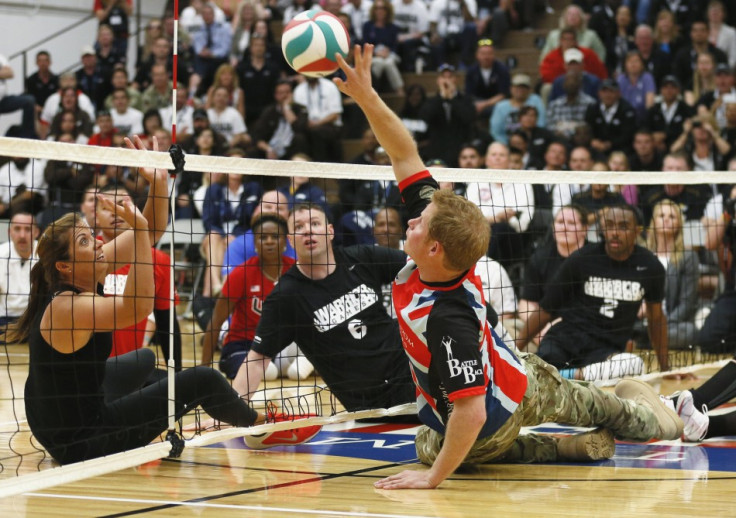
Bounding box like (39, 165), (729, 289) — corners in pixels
(676, 391), (709, 442)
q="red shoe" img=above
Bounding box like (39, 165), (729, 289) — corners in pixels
(244, 413), (322, 450)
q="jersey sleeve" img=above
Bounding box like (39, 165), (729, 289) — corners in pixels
(251, 288), (295, 359)
(352, 245), (408, 283)
(643, 252), (666, 303)
(426, 295), (487, 402)
(399, 170), (440, 220)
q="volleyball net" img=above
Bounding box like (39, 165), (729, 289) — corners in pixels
(0, 135), (734, 496)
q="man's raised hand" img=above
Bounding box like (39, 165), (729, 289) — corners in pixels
(334, 44), (377, 104)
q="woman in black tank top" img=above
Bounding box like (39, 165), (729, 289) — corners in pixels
(9, 176), (261, 464)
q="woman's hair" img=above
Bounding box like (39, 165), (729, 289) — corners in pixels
(646, 199), (685, 265)
(143, 108), (163, 134)
(558, 5), (586, 30)
(608, 150), (630, 170)
(692, 52), (716, 100)
(6, 213), (83, 344)
(252, 212), (289, 236)
(233, 0), (265, 28)
(400, 84), (426, 116)
(370, 0), (394, 23)
(654, 10), (680, 43)
(429, 189), (489, 272)
(212, 63), (240, 92)
(624, 50), (645, 75)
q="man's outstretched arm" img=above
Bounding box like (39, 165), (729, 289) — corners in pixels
(334, 45), (426, 183)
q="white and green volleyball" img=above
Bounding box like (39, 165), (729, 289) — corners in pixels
(281, 9), (350, 77)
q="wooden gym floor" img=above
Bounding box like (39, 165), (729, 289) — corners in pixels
(1, 324), (735, 517)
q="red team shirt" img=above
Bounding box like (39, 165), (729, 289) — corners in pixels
(221, 255), (296, 345)
(103, 247), (179, 357)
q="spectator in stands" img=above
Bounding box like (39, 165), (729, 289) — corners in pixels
(0, 53), (37, 139)
(134, 37), (180, 93)
(206, 85), (250, 148)
(48, 109), (90, 144)
(696, 63), (736, 129)
(540, 28), (608, 86)
(201, 213), (298, 379)
(464, 39), (510, 120)
(633, 23), (671, 87)
(222, 190), (294, 276)
(420, 64), (476, 167)
(88, 109), (117, 148)
(427, 0), (478, 68)
(362, 0), (405, 95)
(75, 46), (109, 112)
(25, 50), (59, 121)
(230, 1), (264, 65)
(392, 0), (431, 72)
(648, 0), (704, 38)
(293, 75), (344, 163)
(204, 64), (245, 120)
(652, 9), (684, 57)
(671, 113), (731, 173)
(109, 88), (143, 137)
(238, 35), (283, 129)
(645, 75), (693, 153)
(159, 84), (194, 138)
(708, 0), (736, 68)
(190, 3), (232, 99)
(540, 5), (607, 63)
(40, 73), (95, 139)
(721, 94), (736, 163)
(618, 50), (656, 123)
(517, 204), (669, 379)
(180, 0), (227, 36)
(550, 145), (594, 211)
(466, 142), (534, 269)
(685, 52), (717, 106)
(490, 73), (545, 144)
(628, 129), (662, 173)
(139, 109), (163, 149)
(572, 181), (626, 225)
(0, 212), (38, 333)
(600, 4), (635, 77)
(373, 205), (404, 250)
(94, 24), (126, 81)
(399, 84), (429, 154)
(94, 0), (132, 55)
(201, 170), (263, 297)
(43, 146), (95, 212)
(641, 152), (712, 224)
(48, 88), (94, 139)
(105, 66), (141, 112)
(548, 47), (602, 102)
(138, 19), (164, 67)
(518, 204), (588, 338)
(673, 20), (728, 88)
(252, 79), (309, 160)
(340, 0), (370, 41)
(140, 64), (172, 113)
(178, 108), (228, 156)
(642, 199), (700, 349)
(585, 78), (637, 154)
(517, 105), (554, 165)
(547, 71), (596, 139)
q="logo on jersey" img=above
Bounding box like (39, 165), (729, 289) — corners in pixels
(313, 284), (379, 332)
(584, 276), (644, 302)
(251, 297), (263, 316)
(443, 335), (482, 384)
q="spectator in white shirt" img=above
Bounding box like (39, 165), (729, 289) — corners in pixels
(0, 212), (39, 328)
(293, 76), (344, 162)
(160, 85), (194, 138)
(40, 73), (96, 139)
(207, 85), (250, 148)
(109, 87), (143, 137)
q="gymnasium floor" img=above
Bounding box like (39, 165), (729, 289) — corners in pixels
(2, 409), (735, 516)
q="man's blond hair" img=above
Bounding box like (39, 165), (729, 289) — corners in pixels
(428, 189), (490, 271)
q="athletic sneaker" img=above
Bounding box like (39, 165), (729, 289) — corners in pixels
(615, 379), (684, 440)
(676, 391), (709, 442)
(244, 413), (322, 450)
(555, 428), (615, 462)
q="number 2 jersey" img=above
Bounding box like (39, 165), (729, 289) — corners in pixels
(392, 171), (528, 438)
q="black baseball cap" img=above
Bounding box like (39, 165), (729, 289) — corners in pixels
(437, 63), (455, 74)
(600, 78), (619, 91)
(716, 63), (732, 75)
(193, 108), (208, 120)
(661, 75), (681, 88)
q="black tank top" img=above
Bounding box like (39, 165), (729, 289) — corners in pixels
(24, 284), (112, 448)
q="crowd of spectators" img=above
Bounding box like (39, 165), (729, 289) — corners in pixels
(3, 0), (736, 374)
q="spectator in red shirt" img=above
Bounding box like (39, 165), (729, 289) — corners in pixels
(540, 27), (608, 84)
(88, 109), (117, 147)
(200, 213), (296, 379)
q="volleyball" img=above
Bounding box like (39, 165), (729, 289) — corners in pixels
(281, 9), (350, 77)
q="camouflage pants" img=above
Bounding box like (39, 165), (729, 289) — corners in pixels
(416, 352), (662, 466)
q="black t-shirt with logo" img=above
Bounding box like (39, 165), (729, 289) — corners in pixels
(540, 242), (665, 350)
(253, 245), (414, 410)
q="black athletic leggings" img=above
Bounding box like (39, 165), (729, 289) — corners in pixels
(49, 363), (257, 464)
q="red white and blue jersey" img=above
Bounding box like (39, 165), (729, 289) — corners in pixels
(393, 170), (528, 438)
